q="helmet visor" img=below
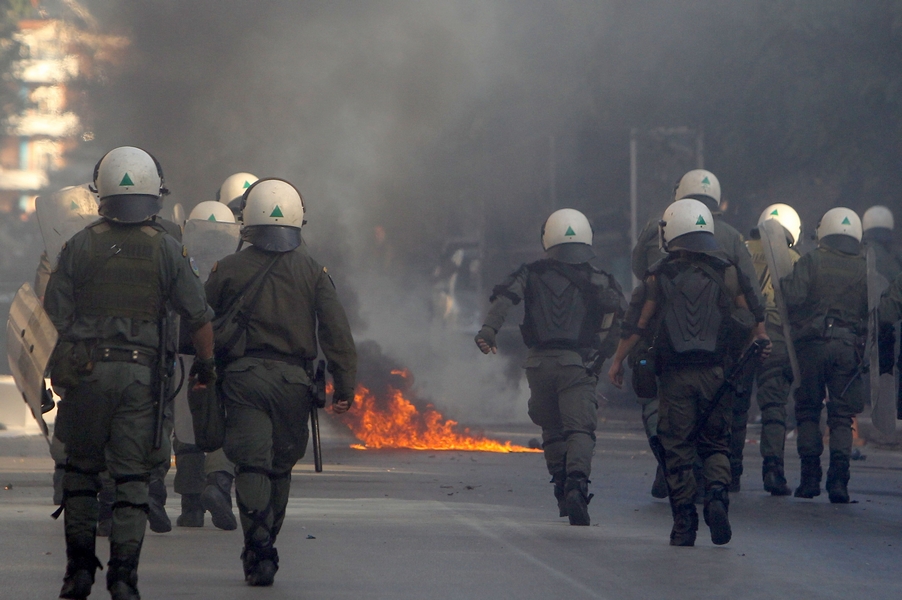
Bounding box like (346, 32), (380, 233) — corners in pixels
(545, 243), (595, 264)
(241, 225), (302, 252)
(98, 195), (162, 224)
(667, 231), (719, 253)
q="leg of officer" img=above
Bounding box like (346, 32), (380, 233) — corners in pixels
(526, 359), (568, 518)
(173, 437), (206, 527)
(756, 336), (792, 495)
(793, 341), (827, 498)
(695, 366), (732, 545)
(201, 448), (238, 530)
(823, 339), (865, 504)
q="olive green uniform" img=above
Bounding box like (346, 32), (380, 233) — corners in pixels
(45, 219), (212, 589)
(481, 260), (623, 520)
(730, 235), (800, 487)
(632, 254), (763, 507)
(631, 215), (764, 489)
(204, 244), (356, 569)
(781, 244), (868, 499)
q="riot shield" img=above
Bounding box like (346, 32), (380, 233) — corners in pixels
(35, 185), (97, 267)
(759, 219), (801, 392)
(866, 246), (896, 435)
(183, 219), (241, 281)
(6, 283), (58, 438)
(173, 220), (239, 444)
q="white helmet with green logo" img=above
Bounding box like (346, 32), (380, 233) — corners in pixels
(241, 178), (305, 251)
(758, 203), (801, 246)
(862, 205), (894, 232)
(93, 146), (166, 223)
(188, 200), (236, 224)
(541, 208), (595, 263)
(817, 207), (861, 242)
(659, 198), (718, 252)
(674, 169), (721, 212)
(217, 172), (258, 215)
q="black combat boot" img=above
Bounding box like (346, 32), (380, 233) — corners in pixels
(176, 493), (204, 527)
(762, 457), (791, 496)
(703, 485), (732, 545)
(794, 456), (822, 498)
(241, 544), (280, 586)
(59, 550), (103, 599)
(147, 478), (171, 533)
(550, 472), (567, 517)
(563, 472), (593, 526)
(202, 471), (238, 531)
(669, 503), (698, 547)
(826, 453), (851, 504)
(107, 556), (140, 600)
(651, 465), (668, 499)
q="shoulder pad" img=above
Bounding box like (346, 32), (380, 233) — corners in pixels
(647, 256), (668, 275)
(140, 225), (161, 237)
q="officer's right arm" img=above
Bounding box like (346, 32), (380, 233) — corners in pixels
(43, 241), (77, 334)
(631, 220), (662, 280)
(313, 267), (357, 412)
(476, 265), (528, 354)
(779, 251), (813, 311)
(163, 238), (214, 358)
(608, 277), (657, 388)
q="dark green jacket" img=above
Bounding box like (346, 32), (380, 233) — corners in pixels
(205, 244), (357, 400)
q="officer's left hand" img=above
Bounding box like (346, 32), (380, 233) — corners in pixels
(754, 335), (772, 360)
(608, 361), (625, 388)
(475, 326), (497, 354)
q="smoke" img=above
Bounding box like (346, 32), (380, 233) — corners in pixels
(56, 1), (902, 419)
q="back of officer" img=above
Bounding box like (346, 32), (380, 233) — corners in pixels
(781, 207), (868, 503)
(630, 169), (763, 495)
(475, 209), (625, 527)
(609, 199), (769, 547)
(731, 204), (802, 496)
(862, 206), (902, 383)
(45, 147), (215, 600)
(204, 178), (357, 586)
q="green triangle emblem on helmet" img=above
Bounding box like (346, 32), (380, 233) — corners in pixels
(696, 215), (707, 226)
(207, 214), (217, 221)
(701, 176), (710, 185)
(70, 201), (79, 210)
(270, 205), (284, 218)
(565, 226), (576, 237)
(243, 180), (251, 188)
(842, 216), (851, 225)
(770, 209), (779, 215)
(119, 173), (134, 186)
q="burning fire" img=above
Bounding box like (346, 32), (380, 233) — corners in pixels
(331, 369), (539, 453)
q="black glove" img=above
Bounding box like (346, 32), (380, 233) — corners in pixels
(190, 357), (217, 385)
(475, 326), (497, 352)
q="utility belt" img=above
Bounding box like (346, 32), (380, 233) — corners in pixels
(244, 349), (311, 370)
(93, 346), (158, 368)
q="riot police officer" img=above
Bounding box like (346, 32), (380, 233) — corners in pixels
(610, 199), (769, 546)
(475, 209), (625, 526)
(731, 204), (802, 495)
(205, 178), (357, 586)
(631, 169), (763, 494)
(217, 172), (259, 220)
(781, 207), (868, 503)
(46, 147), (215, 600)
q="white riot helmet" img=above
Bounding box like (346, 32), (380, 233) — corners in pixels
(240, 178), (305, 252)
(188, 200), (236, 224)
(817, 207), (862, 242)
(659, 198), (718, 252)
(92, 146), (167, 223)
(862, 205), (894, 232)
(217, 172), (258, 216)
(541, 208), (595, 264)
(758, 203), (801, 246)
(674, 169), (721, 212)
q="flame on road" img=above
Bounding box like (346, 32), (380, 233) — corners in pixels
(332, 369), (539, 453)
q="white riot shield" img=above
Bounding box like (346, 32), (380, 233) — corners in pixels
(183, 220), (241, 281)
(35, 186), (98, 267)
(867, 246), (896, 435)
(759, 219), (801, 393)
(6, 283), (58, 438)
(173, 219), (239, 443)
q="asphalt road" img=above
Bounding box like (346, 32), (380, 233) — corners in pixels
(1, 411), (900, 600)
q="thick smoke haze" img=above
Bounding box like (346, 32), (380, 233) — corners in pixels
(47, 1), (902, 420)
